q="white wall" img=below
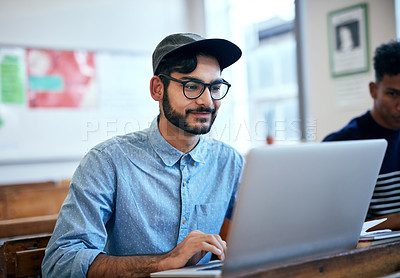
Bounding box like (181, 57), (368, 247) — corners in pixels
(303, 0), (396, 141)
(0, 0), (206, 184)
(0, 0), (397, 183)
(0, 0), (196, 52)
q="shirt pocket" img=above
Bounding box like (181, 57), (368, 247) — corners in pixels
(195, 202), (226, 235)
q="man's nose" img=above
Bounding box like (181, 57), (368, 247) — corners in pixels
(196, 87), (214, 106)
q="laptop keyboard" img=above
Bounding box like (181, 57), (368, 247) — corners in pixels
(198, 265), (222, 271)
(196, 261), (223, 271)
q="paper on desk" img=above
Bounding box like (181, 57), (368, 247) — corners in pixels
(360, 218), (390, 236)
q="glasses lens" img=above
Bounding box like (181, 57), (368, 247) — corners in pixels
(183, 82), (203, 98)
(210, 83), (229, 100)
(182, 80), (230, 100)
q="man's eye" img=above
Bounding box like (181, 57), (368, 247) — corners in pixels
(388, 91), (400, 97)
(185, 83), (200, 91)
(211, 84), (222, 92)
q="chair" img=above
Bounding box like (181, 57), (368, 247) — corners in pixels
(0, 214), (58, 239)
(15, 247), (46, 277)
(0, 234), (51, 277)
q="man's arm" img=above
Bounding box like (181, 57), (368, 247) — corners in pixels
(87, 230), (226, 278)
(367, 213), (400, 231)
(219, 218), (231, 242)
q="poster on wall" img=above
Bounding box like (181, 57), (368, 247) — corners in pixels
(328, 3), (370, 78)
(26, 49), (97, 108)
(0, 48), (26, 104)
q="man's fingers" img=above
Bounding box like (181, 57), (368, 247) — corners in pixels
(199, 241), (225, 260)
(197, 234), (227, 260)
(172, 231), (228, 267)
(207, 234), (227, 255)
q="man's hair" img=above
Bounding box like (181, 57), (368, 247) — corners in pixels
(374, 40), (400, 82)
(155, 50), (220, 89)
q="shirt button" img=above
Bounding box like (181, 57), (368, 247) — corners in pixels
(183, 182), (187, 187)
(182, 218), (187, 224)
(182, 156), (186, 160)
(192, 162), (195, 166)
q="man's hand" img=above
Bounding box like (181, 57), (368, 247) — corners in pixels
(163, 230), (227, 269)
(368, 213), (400, 231)
(88, 230), (227, 278)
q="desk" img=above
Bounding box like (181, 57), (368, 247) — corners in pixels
(223, 241), (400, 278)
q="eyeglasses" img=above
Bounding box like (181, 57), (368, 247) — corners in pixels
(158, 74), (231, 100)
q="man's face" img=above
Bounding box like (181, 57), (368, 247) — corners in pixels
(161, 56), (222, 135)
(370, 74), (400, 130)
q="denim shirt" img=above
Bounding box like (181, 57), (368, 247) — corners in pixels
(42, 117), (244, 278)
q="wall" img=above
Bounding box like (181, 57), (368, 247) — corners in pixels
(0, 0), (206, 184)
(0, 0), (190, 52)
(0, 0), (396, 183)
(303, 0), (397, 141)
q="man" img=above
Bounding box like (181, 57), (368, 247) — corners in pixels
(323, 40), (400, 227)
(42, 33), (244, 277)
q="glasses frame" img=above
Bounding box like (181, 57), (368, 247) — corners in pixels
(158, 74), (231, 100)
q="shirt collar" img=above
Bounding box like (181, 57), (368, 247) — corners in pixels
(148, 117), (208, 166)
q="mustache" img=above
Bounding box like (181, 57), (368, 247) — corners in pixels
(186, 107), (216, 114)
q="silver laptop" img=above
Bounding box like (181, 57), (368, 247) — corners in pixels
(151, 139), (387, 277)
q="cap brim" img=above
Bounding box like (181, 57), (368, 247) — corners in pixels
(164, 38), (242, 70)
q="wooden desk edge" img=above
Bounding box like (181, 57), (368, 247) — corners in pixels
(223, 241), (400, 278)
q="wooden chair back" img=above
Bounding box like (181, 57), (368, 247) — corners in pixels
(0, 234), (51, 278)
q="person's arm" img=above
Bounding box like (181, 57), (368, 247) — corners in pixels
(219, 218), (231, 242)
(87, 230), (227, 278)
(42, 149), (119, 278)
(367, 213), (400, 231)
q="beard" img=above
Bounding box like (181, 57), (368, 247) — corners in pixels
(162, 89), (217, 135)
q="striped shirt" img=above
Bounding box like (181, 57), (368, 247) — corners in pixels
(323, 111), (400, 220)
(368, 171), (400, 219)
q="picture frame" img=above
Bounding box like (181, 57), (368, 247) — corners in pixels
(327, 3), (369, 78)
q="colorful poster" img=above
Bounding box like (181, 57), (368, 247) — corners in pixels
(26, 49), (97, 108)
(0, 48), (26, 104)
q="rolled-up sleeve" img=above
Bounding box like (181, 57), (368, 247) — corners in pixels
(42, 149), (116, 278)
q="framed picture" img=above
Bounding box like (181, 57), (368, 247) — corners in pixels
(328, 3), (369, 77)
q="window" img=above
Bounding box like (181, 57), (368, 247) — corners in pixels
(205, 0), (299, 153)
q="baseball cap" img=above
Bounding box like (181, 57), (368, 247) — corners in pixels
(152, 33), (242, 75)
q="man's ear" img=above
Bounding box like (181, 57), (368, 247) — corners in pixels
(150, 76), (164, 101)
(369, 82), (377, 99)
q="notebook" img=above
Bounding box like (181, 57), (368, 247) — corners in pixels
(151, 139), (387, 277)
